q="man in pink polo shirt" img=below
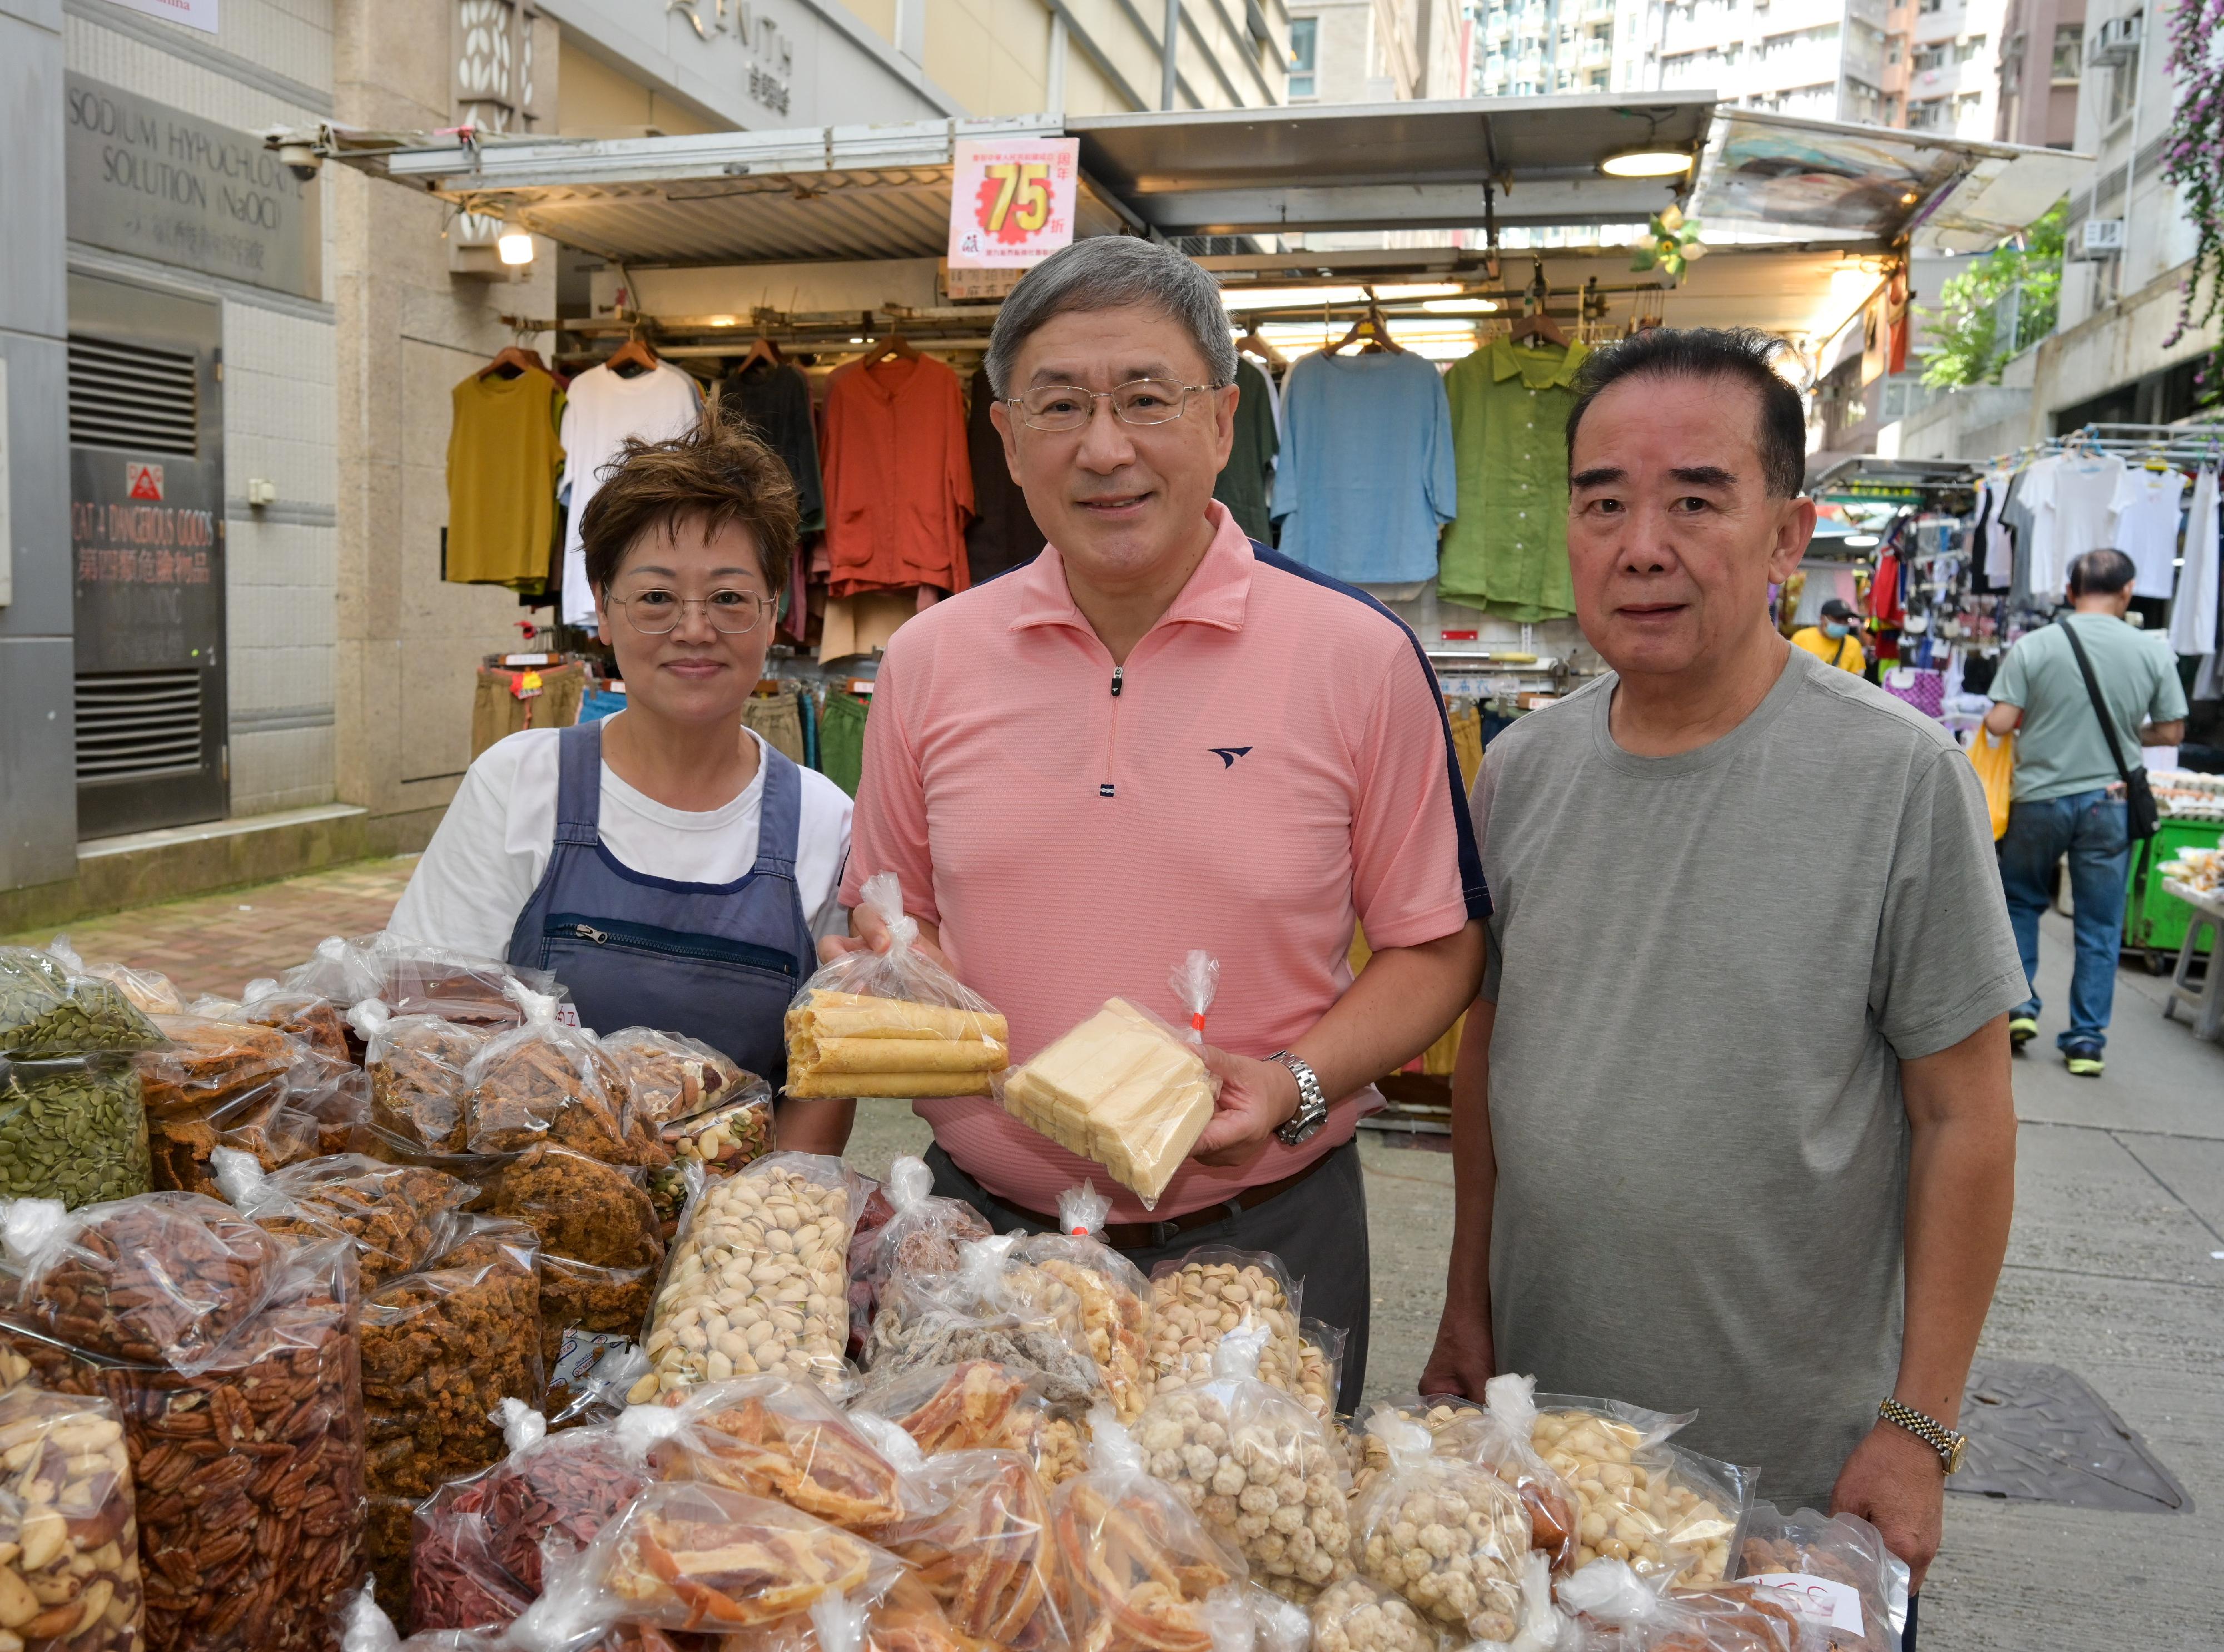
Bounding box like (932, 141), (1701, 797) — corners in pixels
(816, 237), (1485, 1402)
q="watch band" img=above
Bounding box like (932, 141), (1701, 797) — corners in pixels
(1878, 1398), (1968, 1475)
(1269, 1051), (1328, 1145)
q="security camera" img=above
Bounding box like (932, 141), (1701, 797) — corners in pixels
(278, 142), (321, 182)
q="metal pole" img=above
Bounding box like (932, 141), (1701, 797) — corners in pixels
(1048, 10), (1070, 111)
(1162, 0), (1181, 107)
(2115, 9), (2148, 298)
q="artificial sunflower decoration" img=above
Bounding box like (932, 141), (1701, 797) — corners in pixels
(1631, 204), (1707, 281)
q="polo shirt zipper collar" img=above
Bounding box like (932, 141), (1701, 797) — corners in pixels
(1007, 505), (1254, 644)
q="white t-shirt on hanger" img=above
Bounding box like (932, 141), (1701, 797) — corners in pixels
(558, 362), (704, 627)
(2110, 465), (2190, 599)
(2022, 453), (2125, 599)
(388, 726), (853, 962)
(2171, 467), (2220, 657)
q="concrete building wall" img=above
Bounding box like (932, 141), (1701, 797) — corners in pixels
(1994, 0), (2082, 146)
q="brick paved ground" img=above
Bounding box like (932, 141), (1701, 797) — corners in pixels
(0, 857), (418, 1003)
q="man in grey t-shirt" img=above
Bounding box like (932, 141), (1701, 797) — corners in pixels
(1983, 548), (2187, 1076)
(1422, 331), (2023, 1611)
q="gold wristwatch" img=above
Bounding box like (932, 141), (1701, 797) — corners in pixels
(1879, 1398), (1968, 1475)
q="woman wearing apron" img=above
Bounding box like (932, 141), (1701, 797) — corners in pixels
(389, 422), (852, 1143)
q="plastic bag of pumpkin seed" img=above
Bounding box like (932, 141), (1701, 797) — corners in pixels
(0, 1052), (153, 1208)
(0, 946), (167, 1058)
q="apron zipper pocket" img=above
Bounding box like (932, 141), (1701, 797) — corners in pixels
(546, 912), (800, 976)
(573, 923), (610, 945)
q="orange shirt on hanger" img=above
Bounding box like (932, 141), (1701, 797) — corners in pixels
(821, 354), (975, 599)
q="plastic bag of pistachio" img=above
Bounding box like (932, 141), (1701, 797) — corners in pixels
(0, 1053), (153, 1209)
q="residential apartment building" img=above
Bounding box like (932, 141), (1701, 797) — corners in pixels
(1471, 0), (1616, 96)
(1287, 0), (1465, 103)
(1994, 0), (2083, 143)
(0, 0), (1287, 924)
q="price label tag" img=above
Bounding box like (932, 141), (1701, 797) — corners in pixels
(1745, 1575), (1864, 1634)
(948, 138), (1081, 269)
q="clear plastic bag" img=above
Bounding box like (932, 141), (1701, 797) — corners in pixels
(786, 875), (1009, 1099)
(306, 936), (555, 1030)
(653, 1374), (907, 1534)
(659, 1084), (776, 1177)
(226, 984), (354, 1065)
(1557, 1558), (1797, 1652)
(850, 1359), (1059, 1463)
(473, 1143), (663, 1368)
(639, 1154), (860, 1398)
(0, 1379), (145, 1650)
(864, 1238), (1107, 1415)
(1000, 956), (1222, 1208)
(221, 1149), (475, 1288)
(601, 1028), (751, 1126)
(0, 1051), (152, 1209)
(1429, 1376), (1578, 1573)
(1011, 1184), (1155, 1423)
(1133, 1321), (1350, 1598)
(1045, 1408), (1247, 1652)
(353, 1002), (490, 1159)
(361, 1215), (545, 1499)
(878, 1447), (1064, 1651)
(1148, 1249), (1304, 1400)
(0, 947), (168, 1057)
(1352, 1414), (1531, 1643)
(137, 1014), (322, 1196)
(851, 1157), (992, 1350)
(524, 1482), (906, 1639)
(1309, 1576), (1443, 1652)
(47, 936), (185, 1018)
(717, 1576), (995, 1652)
(463, 986), (644, 1162)
(1732, 1504), (1908, 1652)
(1531, 1397), (1746, 1586)
(0, 1213), (366, 1652)
(1293, 1319), (1343, 1424)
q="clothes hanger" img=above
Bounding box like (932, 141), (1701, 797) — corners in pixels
(857, 331), (921, 369)
(1232, 315), (1288, 370)
(737, 335), (783, 373)
(1330, 294), (1403, 356)
(605, 326), (661, 378)
(478, 343), (548, 380)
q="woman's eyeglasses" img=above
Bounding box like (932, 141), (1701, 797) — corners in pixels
(610, 588), (773, 636)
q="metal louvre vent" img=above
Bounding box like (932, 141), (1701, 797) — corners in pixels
(75, 672), (206, 783)
(68, 335), (198, 456)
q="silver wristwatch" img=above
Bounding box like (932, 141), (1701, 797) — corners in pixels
(1269, 1051), (1328, 1145)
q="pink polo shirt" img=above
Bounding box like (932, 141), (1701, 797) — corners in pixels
(841, 503), (1486, 1222)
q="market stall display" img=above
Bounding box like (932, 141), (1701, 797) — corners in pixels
(0, 949), (167, 1058)
(848, 1158), (992, 1350)
(1000, 954), (1220, 1208)
(136, 1014), (320, 1195)
(220, 1150), (474, 1288)
(786, 876), (1009, 1099)
(653, 1376), (906, 1534)
(862, 1238), (1106, 1416)
(476, 1144), (663, 1368)
(356, 1004), (488, 1159)
(879, 1447), (1064, 1652)
(637, 1154), (859, 1397)
(1148, 1252), (1307, 1403)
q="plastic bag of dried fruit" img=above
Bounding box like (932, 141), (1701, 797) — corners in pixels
(850, 1157), (992, 1350)
(360, 1214), (545, 1500)
(1558, 1557), (1798, 1652)
(0, 1193), (368, 1652)
(1148, 1247), (1305, 1400)
(848, 1358), (1059, 1464)
(1045, 1406), (1247, 1652)
(864, 1237), (1107, 1419)
(215, 1148), (475, 1289)
(513, 1481), (907, 1645)
(786, 874), (1009, 1101)
(461, 984), (647, 1162)
(1351, 1412), (1531, 1645)
(1009, 1184), (1154, 1423)
(715, 1574), (1009, 1652)
(350, 1000), (490, 1160)
(870, 1438), (1067, 1652)
(638, 1154), (861, 1400)
(1531, 1396), (1750, 1587)
(1131, 1320), (1349, 1600)
(1731, 1504), (1908, 1652)
(652, 1373), (908, 1536)
(0, 1378), (145, 1650)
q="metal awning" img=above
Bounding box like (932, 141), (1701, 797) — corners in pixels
(361, 95), (2084, 268)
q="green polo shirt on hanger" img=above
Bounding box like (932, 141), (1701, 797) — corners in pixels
(1437, 336), (1590, 621)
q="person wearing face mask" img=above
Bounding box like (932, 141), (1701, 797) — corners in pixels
(389, 421), (853, 1108)
(1791, 597), (1866, 672)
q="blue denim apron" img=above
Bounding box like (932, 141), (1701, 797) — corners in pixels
(505, 720), (815, 1086)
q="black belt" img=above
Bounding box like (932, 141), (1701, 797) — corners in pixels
(966, 1147), (1339, 1251)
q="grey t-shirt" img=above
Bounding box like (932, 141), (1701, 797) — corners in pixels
(1475, 646), (2024, 1510)
(1990, 613), (2188, 802)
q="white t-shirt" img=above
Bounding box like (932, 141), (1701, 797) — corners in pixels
(2110, 465), (2190, 599)
(2022, 454), (2125, 599)
(558, 362), (703, 627)
(389, 727), (852, 962)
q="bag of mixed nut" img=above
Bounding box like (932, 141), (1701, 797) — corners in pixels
(0, 949), (167, 1059)
(217, 1150), (474, 1289)
(0, 1194), (368, 1652)
(361, 1215), (544, 1500)
(0, 1053), (152, 1211)
(638, 1154), (860, 1400)
(1133, 1321), (1351, 1602)
(600, 1029), (748, 1129)
(0, 1378), (146, 1650)
(848, 1157), (991, 1355)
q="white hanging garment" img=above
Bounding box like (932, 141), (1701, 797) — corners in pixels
(2170, 465), (2220, 657)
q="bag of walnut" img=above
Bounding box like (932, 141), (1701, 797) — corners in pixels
(0, 1192), (368, 1652)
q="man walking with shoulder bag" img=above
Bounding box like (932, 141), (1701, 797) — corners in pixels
(1984, 548), (2187, 1075)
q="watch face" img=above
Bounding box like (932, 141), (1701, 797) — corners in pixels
(1945, 1435), (1967, 1475)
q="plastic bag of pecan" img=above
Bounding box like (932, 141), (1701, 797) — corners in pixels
(0, 1196), (368, 1652)
(216, 1150), (476, 1291)
(361, 1215), (544, 1501)
(461, 987), (652, 1164)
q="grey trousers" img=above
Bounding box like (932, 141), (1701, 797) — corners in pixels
(924, 1139), (1372, 1412)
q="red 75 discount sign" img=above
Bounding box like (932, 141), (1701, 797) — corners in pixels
(947, 137), (1081, 269)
